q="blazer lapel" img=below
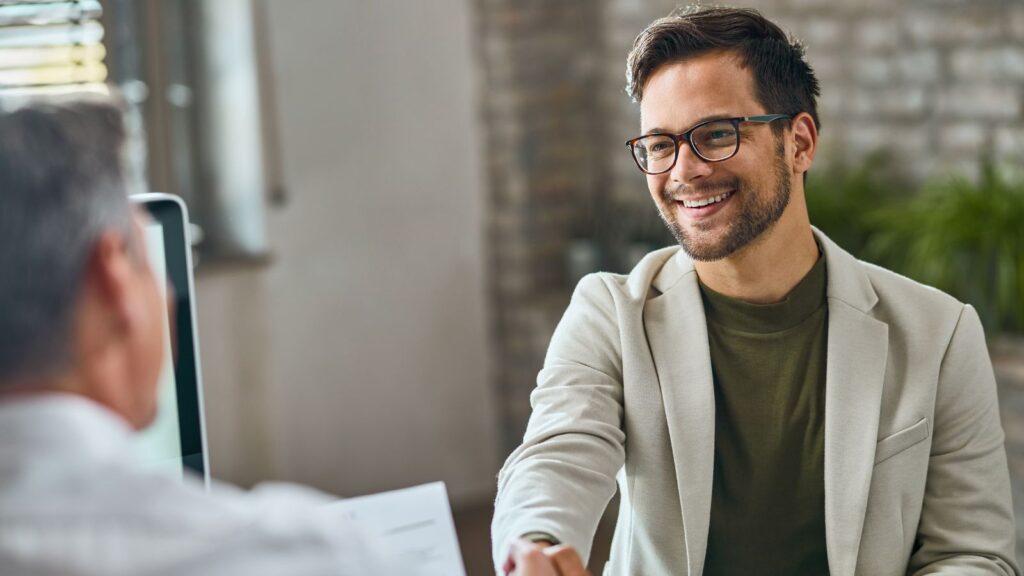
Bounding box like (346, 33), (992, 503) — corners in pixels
(644, 253), (715, 575)
(817, 229), (889, 576)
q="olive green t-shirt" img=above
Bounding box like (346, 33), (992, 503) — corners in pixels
(699, 255), (830, 576)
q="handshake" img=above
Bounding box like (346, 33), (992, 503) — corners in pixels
(503, 539), (588, 576)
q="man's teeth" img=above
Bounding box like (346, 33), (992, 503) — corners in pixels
(682, 191), (732, 208)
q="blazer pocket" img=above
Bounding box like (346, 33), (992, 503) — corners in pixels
(874, 417), (930, 465)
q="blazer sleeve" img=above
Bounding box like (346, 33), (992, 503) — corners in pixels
(491, 274), (626, 572)
(908, 304), (1020, 575)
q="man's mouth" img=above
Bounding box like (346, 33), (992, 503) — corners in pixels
(679, 190), (734, 208)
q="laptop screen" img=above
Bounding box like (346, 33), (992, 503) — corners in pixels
(132, 220), (186, 477)
(131, 194), (208, 484)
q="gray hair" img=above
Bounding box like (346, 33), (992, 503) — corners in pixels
(0, 92), (137, 384)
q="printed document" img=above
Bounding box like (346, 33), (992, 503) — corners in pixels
(330, 481), (466, 576)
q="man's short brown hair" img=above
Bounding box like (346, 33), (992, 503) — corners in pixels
(626, 6), (821, 132)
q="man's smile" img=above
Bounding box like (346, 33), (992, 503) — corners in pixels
(673, 189), (735, 218)
(681, 189), (734, 208)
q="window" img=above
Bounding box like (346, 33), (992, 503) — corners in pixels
(102, 0), (278, 264)
(1, 0), (280, 264)
(0, 0), (108, 96)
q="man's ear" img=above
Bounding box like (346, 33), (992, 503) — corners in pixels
(85, 230), (138, 333)
(790, 112), (817, 176)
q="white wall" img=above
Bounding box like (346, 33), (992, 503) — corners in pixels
(195, 0), (498, 505)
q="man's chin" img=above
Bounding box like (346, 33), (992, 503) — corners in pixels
(671, 224), (738, 262)
(680, 242), (735, 262)
(659, 209), (745, 261)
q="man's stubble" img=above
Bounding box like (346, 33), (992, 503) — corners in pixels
(659, 140), (791, 262)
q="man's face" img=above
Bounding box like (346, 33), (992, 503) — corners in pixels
(639, 52), (794, 261)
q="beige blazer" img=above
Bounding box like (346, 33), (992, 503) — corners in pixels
(492, 229), (1018, 576)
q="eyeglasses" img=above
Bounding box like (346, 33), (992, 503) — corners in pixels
(625, 114), (792, 175)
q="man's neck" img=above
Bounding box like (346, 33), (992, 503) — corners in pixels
(694, 219), (820, 304)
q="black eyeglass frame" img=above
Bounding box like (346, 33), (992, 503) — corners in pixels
(625, 114), (793, 175)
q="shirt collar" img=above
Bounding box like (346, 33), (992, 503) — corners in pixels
(0, 393), (134, 464)
(698, 252), (827, 333)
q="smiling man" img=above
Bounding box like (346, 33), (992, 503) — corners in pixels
(492, 6), (1018, 576)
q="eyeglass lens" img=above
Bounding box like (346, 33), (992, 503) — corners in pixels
(632, 120), (739, 173)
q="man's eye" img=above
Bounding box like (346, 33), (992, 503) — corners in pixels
(707, 130), (732, 140)
(650, 142), (672, 152)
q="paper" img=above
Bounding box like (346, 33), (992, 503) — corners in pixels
(330, 482), (467, 576)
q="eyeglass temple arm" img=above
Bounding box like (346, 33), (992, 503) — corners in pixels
(742, 114), (793, 122)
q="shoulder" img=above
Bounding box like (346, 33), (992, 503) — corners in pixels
(816, 228), (966, 341)
(856, 259), (966, 333)
(548, 246), (687, 372)
(825, 250), (974, 367)
(574, 245), (690, 308)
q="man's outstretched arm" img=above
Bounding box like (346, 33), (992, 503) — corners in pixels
(492, 274), (626, 572)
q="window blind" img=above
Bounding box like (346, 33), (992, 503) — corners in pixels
(0, 0), (107, 95)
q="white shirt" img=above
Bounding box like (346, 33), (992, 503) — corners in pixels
(0, 394), (399, 576)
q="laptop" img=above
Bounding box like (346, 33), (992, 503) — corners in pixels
(131, 193), (209, 487)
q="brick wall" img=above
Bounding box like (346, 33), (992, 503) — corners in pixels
(474, 0), (609, 450)
(477, 0), (1024, 451)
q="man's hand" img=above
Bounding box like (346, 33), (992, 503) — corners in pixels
(503, 538), (590, 576)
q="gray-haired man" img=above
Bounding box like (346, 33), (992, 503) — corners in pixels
(0, 93), (587, 576)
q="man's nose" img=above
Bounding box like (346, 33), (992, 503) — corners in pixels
(669, 141), (713, 184)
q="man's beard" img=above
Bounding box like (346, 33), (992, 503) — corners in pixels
(658, 141), (791, 262)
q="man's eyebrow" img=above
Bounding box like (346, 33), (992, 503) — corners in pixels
(643, 113), (733, 135)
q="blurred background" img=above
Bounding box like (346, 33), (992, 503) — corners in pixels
(1, 0), (1022, 573)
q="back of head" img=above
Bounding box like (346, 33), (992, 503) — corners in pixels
(0, 93), (134, 384)
(626, 6), (821, 133)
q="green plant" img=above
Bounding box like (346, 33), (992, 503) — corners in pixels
(805, 152), (910, 260)
(865, 163), (1024, 335)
